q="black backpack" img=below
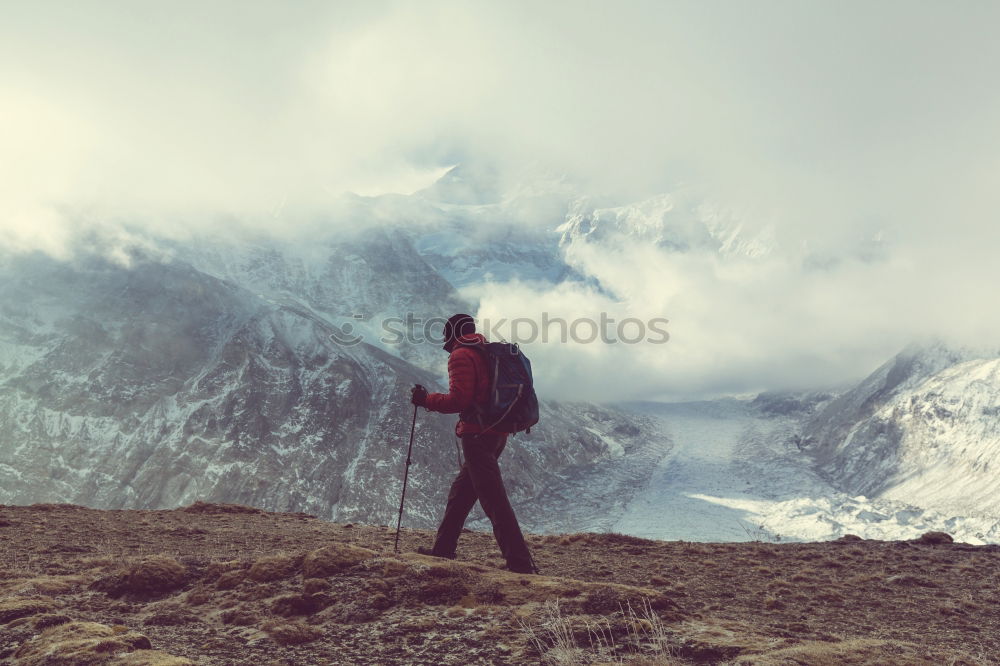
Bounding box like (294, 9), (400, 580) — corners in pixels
(461, 341), (539, 434)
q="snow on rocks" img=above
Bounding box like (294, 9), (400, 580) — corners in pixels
(608, 398), (1000, 545)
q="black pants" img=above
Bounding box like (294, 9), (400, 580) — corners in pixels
(432, 431), (533, 570)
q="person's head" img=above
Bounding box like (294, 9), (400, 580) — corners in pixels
(442, 313), (475, 352)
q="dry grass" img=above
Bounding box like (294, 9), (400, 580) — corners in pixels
(1, 503), (997, 665)
(261, 619), (323, 646)
(247, 553), (302, 582)
(519, 597), (681, 665)
(731, 637), (983, 665)
(9, 620), (179, 665)
(301, 542), (374, 577)
(0, 597), (55, 624)
(126, 556), (189, 596)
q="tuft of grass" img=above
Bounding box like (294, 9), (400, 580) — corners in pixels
(247, 552), (302, 582)
(518, 597), (679, 665)
(559, 534), (588, 546)
(262, 620), (322, 646)
(0, 597), (56, 625)
(763, 596), (785, 610)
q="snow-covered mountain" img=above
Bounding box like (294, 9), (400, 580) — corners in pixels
(172, 225), (469, 372)
(557, 390), (1000, 545)
(0, 220), (663, 529)
(4, 165), (997, 544)
(557, 192), (775, 259)
(801, 342), (1000, 518)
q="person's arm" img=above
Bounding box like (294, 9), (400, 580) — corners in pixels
(424, 348), (478, 414)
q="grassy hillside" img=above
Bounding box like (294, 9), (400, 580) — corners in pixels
(0, 503), (996, 664)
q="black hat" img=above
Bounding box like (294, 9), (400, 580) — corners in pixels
(442, 313), (475, 351)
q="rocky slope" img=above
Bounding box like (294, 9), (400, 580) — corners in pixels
(0, 503), (995, 665)
(173, 224), (469, 372)
(0, 225), (662, 528)
(801, 342), (1000, 518)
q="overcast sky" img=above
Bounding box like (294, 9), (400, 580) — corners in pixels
(2, 1), (999, 398)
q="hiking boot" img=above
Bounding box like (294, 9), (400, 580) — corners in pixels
(416, 546), (456, 560)
(503, 562), (538, 575)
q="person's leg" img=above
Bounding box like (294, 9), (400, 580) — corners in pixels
(431, 463), (479, 557)
(462, 433), (534, 572)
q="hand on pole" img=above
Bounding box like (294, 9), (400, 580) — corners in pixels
(411, 384), (428, 407)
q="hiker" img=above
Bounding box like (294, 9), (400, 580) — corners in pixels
(410, 313), (536, 574)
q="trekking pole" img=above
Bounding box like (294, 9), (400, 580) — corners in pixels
(393, 392), (420, 554)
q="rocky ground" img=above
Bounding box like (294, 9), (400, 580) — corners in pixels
(1, 503), (997, 665)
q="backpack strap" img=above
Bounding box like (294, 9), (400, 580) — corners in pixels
(479, 383), (524, 435)
(457, 341), (491, 428)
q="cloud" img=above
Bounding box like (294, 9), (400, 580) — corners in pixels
(470, 184), (1000, 401)
(2, 1), (999, 396)
(3, 2), (999, 221)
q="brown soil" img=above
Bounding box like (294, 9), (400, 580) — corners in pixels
(0, 503), (996, 665)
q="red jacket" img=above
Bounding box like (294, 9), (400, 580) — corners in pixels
(424, 333), (491, 435)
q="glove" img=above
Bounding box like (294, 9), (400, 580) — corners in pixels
(411, 384), (428, 407)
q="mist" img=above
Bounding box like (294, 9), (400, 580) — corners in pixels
(2, 0), (999, 399)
